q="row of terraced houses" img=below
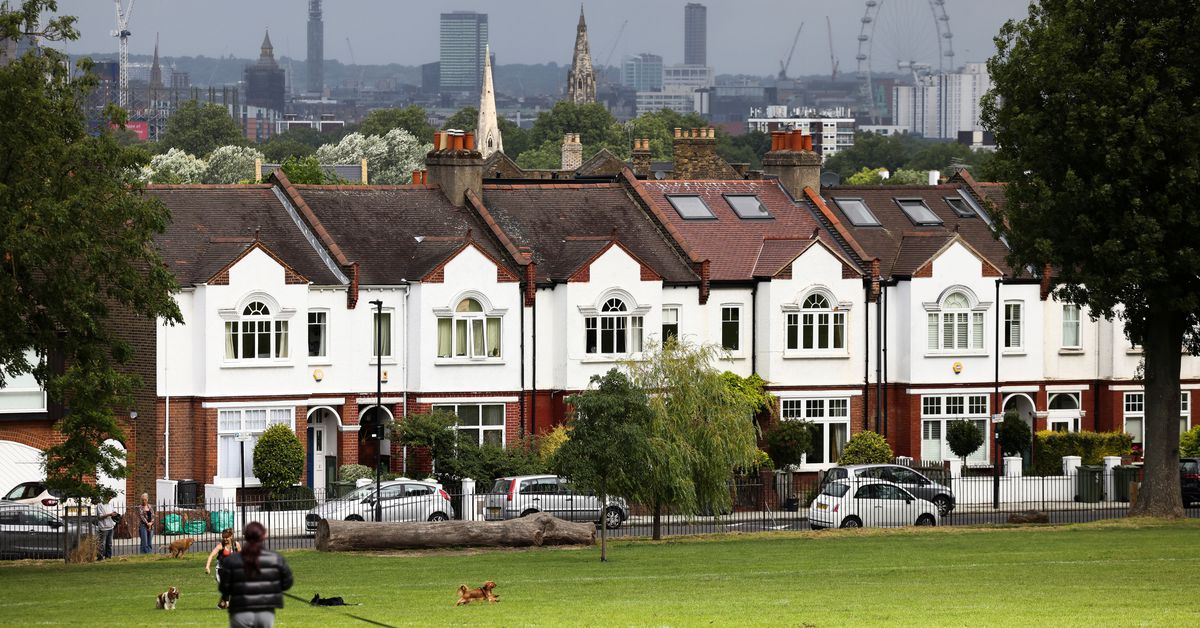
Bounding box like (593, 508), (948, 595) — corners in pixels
(3, 129), (1199, 504)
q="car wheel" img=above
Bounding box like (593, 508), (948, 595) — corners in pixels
(427, 512), (449, 522)
(345, 515), (364, 522)
(602, 507), (623, 530)
(932, 496), (952, 516)
(839, 516), (862, 529)
(916, 514), (936, 527)
(520, 509), (539, 518)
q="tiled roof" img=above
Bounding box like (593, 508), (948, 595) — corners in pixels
(637, 179), (853, 282)
(752, 239), (813, 278)
(148, 185), (343, 286)
(291, 185), (518, 285)
(820, 185), (1011, 277)
(480, 182), (698, 284)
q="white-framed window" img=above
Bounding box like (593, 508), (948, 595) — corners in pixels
(0, 350), (46, 413)
(1124, 391), (1192, 445)
(308, 310), (327, 358)
(217, 407), (294, 481)
(1183, 392), (1192, 434)
(920, 394), (989, 464)
(1048, 392), (1081, 432)
(437, 297), (502, 359)
(927, 291), (984, 352)
(721, 305), (741, 351)
(1062, 304), (1081, 348)
(585, 297), (644, 355)
(780, 397), (850, 466)
(787, 293), (846, 351)
(662, 306), (679, 342)
(1004, 301), (1023, 350)
(224, 300), (289, 361)
(432, 403), (505, 447)
(372, 310), (393, 359)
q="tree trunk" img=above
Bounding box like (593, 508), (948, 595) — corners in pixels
(315, 513), (595, 552)
(651, 500), (662, 541)
(1129, 308), (1185, 518)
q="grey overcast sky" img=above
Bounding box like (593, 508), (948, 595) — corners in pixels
(51, 1), (1032, 76)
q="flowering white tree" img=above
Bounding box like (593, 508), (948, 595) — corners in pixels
(205, 145), (264, 184)
(143, 148), (207, 184)
(316, 129), (431, 184)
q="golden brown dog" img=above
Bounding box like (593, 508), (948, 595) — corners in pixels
(163, 537), (194, 558)
(455, 581), (498, 606)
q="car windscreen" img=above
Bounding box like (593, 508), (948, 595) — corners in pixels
(1183, 461), (1199, 474)
(820, 483), (849, 498)
(490, 479), (510, 494)
(339, 485), (385, 501)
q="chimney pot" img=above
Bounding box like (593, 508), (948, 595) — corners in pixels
(803, 135), (813, 151)
(465, 131), (475, 151)
(412, 170), (421, 184)
(674, 127), (682, 138)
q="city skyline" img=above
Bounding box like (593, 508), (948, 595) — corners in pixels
(51, 1), (1030, 77)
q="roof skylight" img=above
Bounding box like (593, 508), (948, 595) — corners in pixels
(897, 198), (943, 226)
(833, 198), (880, 227)
(666, 195), (716, 220)
(724, 195), (772, 219)
(944, 196), (975, 218)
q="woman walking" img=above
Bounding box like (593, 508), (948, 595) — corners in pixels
(218, 522), (293, 627)
(205, 528), (241, 609)
(137, 493), (155, 554)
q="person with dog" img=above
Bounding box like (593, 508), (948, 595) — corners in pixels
(205, 528), (241, 609)
(93, 498), (120, 560)
(137, 493), (155, 554)
(218, 522), (293, 627)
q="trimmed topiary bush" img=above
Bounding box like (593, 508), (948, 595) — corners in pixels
(252, 424), (304, 499)
(1031, 430), (1133, 475)
(998, 411), (1032, 456)
(947, 420), (984, 464)
(338, 464), (372, 482)
(837, 431), (893, 465)
(764, 420), (813, 468)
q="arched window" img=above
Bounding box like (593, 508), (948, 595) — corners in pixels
(585, 297), (644, 354)
(437, 297), (502, 359)
(787, 293), (846, 351)
(928, 290), (984, 351)
(224, 300), (289, 360)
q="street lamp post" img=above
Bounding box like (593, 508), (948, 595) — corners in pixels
(237, 432), (250, 530)
(370, 299), (384, 522)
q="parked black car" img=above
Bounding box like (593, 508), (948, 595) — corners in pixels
(1182, 459), (1200, 506)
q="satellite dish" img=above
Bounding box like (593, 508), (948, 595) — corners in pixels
(654, 170), (666, 180)
(820, 172), (841, 188)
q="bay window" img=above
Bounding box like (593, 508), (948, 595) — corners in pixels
(927, 291), (985, 352)
(224, 300), (289, 361)
(787, 293), (846, 351)
(216, 407), (293, 482)
(780, 398), (849, 466)
(437, 298), (502, 359)
(1124, 391), (1192, 445)
(585, 298), (643, 355)
(920, 394), (989, 463)
(433, 403), (505, 447)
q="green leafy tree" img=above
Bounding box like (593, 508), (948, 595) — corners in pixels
(838, 431), (894, 465)
(143, 148), (207, 184)
(1, 1), (181, 502)
(763, 420), (812, 469)
(261, 138), (315, 163)
(278, 155), (343, 185)
(444, 106), (479, 132)
(1180, 426), (1200, 458)
(717, 130), (771, 169)
(846, 167), (886, 185)
(498, 117), (531, 157)
(204, 145), (263, 184)
(537, 425), (570, 466)
(360, 105), (434, 143)
(555, 369), (653, 561)
(998, 411), (1033, 457)
(252, 424), (304, 499)
(315, 129), (431, 184)
(527, 101), (623, 154)
(623, 341), (759, 540)
(946, 420), (984, 466)
(983, 0), (1200, 516)
(888, 168), (933, 185)
(514, 138), (565, 170)
(393, 410), (458, 475)
(159, 100), (244, 157)
(823, 131), (925, 179)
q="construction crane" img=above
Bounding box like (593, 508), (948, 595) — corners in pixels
(111, 0), (136, 109)
(603, 19), (628, 72)
(345, 37), (365, 89)
(777, 22), (803, 81)
(826, 16), (839, 81)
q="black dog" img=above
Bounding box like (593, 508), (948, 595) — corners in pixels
(310, 593), (350, 607)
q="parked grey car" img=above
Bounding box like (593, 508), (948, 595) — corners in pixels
(824, 464), (956, 516)
(305, 480), (455, 532)
(0, 501), (95, 559)
(484, 475), (628, 529)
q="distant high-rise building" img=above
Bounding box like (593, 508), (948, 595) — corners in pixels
(566, 6), (595, 104)
(307, 0), (323, 95)
(476, 45), (502, 159)
(684, 3), (706, 66)
(622, 53), (663, 92)
(893, 63), (992, 139)
(440, 11), (488, 93)
(421, 61), (441, 93)
(244, 31), (286, 113)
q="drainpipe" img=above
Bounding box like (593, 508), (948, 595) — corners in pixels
(882, 281), (889, 438)
(994, 277), (1002, 509)
(530, 286), (537, 436)
(863, 280), (870, 431)
(402, 283), (409, 473)
(163, 318), (169, 480)
(750, 283), (758, 375)
(518, 278), (526, 438)
(874, 281), (882, 433)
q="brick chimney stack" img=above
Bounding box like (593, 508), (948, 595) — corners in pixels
(426, 129), (483, 207)
(671, 127), (740, 180)
(763, 128), (822, 198)
(561, 133), (583, 171)
(631, 138), (652, 178)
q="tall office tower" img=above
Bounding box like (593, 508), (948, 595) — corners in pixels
(307, 0), (323, 95)
(684, 3), (706, 66)
(440, 11), (488, 93)
(622, 53), (663, 92)
(566, 6), (595, 104)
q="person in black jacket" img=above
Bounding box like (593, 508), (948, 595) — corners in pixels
(218, 522), (293, 628)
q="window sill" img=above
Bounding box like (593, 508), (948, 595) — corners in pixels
(923, 351), (987, 358)
(782, 351), (850, 360)
(1001, 350), (1026, 356)
(580, 354), (647, 364)
(307, 359), (333, 366)
(1058, 348), (1085, 355)
(220, 360), (293, 369)
(1126, 348), (1144, 355)
(434, 358), (506, 366)
(368, 358), (398, 366)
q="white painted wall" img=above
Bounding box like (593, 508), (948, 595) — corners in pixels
(907, 243), (1000, 385)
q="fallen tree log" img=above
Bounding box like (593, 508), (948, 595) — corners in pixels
(315, 513), (596, 552)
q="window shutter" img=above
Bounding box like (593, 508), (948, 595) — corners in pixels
(928, 313), (939, 351)
(972, 312), (984, 349)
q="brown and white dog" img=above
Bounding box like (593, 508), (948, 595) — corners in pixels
(455, 581), (498, 606)
(156, 586), (180, 610)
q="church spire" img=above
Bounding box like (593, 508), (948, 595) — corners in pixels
(149, 33), (163, 90)
(260, 30), (274, 60)
(566, 4), (596, 104)
(476, 45), (503, 159)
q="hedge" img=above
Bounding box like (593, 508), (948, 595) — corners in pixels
(1031, 430), (1133, 476)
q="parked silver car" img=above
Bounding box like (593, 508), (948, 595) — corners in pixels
(305, 480), (455, 532)
(0, 501), (95, 559)
(484, 475), (628, 529)
(824, 464), (956, 516)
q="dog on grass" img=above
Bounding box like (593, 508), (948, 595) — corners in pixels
(163, 537), (194, 558)
(455, 581), (499, 606)
(155, 586), (180, 610)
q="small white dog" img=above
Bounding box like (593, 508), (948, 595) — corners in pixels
(156, 586), (180, 610)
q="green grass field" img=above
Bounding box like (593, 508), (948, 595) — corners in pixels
(2, 519), (1198, 627)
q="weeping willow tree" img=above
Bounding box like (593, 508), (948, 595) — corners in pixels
(623, 341), (760, 540)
